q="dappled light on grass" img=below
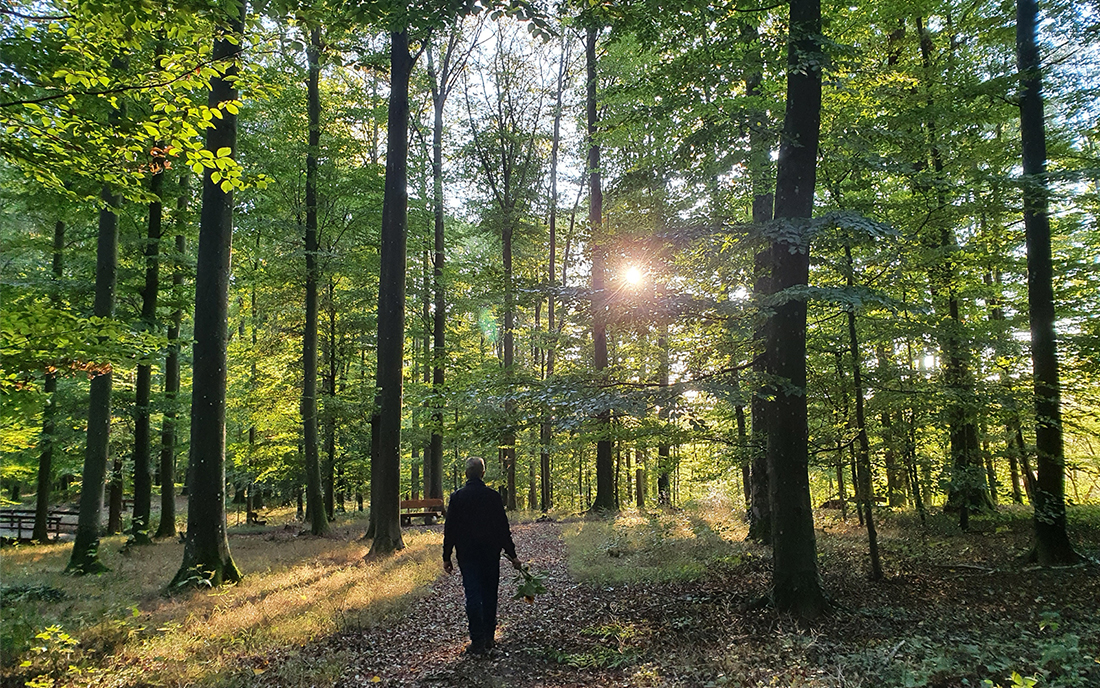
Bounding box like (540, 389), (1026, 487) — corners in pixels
(1, 513), (442, 687)
(563, 496), (755, 585)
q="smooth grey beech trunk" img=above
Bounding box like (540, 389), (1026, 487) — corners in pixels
(766, 0), (829, 620)
(171, 5), (245, 588)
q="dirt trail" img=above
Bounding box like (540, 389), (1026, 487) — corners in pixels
(336, 520), (634, 688)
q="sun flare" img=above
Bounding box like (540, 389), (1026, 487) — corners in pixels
(624, 265), (644, 286)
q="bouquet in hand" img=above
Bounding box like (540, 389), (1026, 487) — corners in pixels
(513, 566), (547, 604)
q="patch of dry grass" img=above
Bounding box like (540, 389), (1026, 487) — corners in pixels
(1, 511), (443, 687)
(562, 494), (755, 585)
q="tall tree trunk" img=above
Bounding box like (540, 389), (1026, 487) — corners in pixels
(541, 35), (568, 514)
(1016, 0), (1078, 564)
(766, 0), (829, 619)
(130, 155), (164, 546)
(34, 219), (65, 544)
(915, 17), (991, 527)
(156, 176), (188, 539)
(656, 323), (671, 505)
(846, 245), (883, 580)
(302, 26), (330, 537)
(370, 30), (413, 555)
(170, 6), (245, 588)
(66, 183), (119, 575)
(427, 44), (447, 502)
(587, 25), (615, 512)
(746, 21), (774, 544)
(503, 206), (517, 509)
(325, 278), (338, 519)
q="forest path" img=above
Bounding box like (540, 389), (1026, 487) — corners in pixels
(336, 519), (635, 688)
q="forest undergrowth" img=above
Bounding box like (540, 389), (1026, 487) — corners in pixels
(2, 502), (1099, 687)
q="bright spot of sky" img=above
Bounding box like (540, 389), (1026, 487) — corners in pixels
(624, 265), (644, 285)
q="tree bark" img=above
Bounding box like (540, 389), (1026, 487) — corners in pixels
(370, 30), (413, 555)
(66, 184), (119, 575)
(427, 43), (447, 502)
(586, 25), (615, 513)
(915, 17), (991, 526)
(746, 21), (774, 543)
(170, 6), (245, 588)
(846, 245), (882, 580)
(1016, 0), (1078, 564)
(302, 26), (330, 538)
(766, 0), (829, 619)
(156, 177), (187, 540)
(34, 219), (65, 544)
(130, 158), (163, 546)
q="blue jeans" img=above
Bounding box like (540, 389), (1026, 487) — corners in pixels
(458, 550), (501, 645)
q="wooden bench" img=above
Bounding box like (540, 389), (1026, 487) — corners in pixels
(0, 509), (70, 541)
(399, 498), (445, 526)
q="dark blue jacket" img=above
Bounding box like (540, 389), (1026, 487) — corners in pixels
(443, 477), (517, 563)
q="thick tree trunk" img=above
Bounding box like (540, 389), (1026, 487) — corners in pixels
(301, 27), (330, 538)
(370, 30), (413, 555)
(428, 60), (446, 501)
(766, 0), (829, 619)
(1016, 0), (1078, 564)
(67, 185), (119, 575)
(171, 7), (245, 588)
(156, 177), (187, 539)
(587, 25), (615, 513)
(130, 161), (163, 546)
(34, 219), (65, 544)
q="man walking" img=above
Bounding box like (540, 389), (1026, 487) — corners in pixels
(443, 456), (523, 655)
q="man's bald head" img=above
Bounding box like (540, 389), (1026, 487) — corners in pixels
(465, 456), (486, 481)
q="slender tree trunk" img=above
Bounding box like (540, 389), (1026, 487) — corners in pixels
(130, 157), (163, 546)
(766, 0), (828, 619)
(370, 30), (413, 555)
(325, 278), (338, 520)
(746, 21), (774, 543)
(170, 6), (245, 587)
(428, 46), (447, 502)
(156, 177), (187, 539)
(34, 219), (65, 544)
(915, 17), (991, 526)
(1016, 0), (1078, 564)
(541, 36), (568, 514)
(503, 207), (517, 509)
(586, 25), (614, 512)
(66, 183), (119, 575)
(301, 26), (330, 538)
(656, 323), (672, 505)
(846, 245), (883, 580)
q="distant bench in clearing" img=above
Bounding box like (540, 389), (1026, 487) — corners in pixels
(0, 509), (79, 542)
(400, 499), (445, 526)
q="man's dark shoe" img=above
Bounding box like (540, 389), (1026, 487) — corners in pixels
(464, 641), (488, 656)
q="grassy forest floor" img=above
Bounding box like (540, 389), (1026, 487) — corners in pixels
(2, 501), (1099, 688)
